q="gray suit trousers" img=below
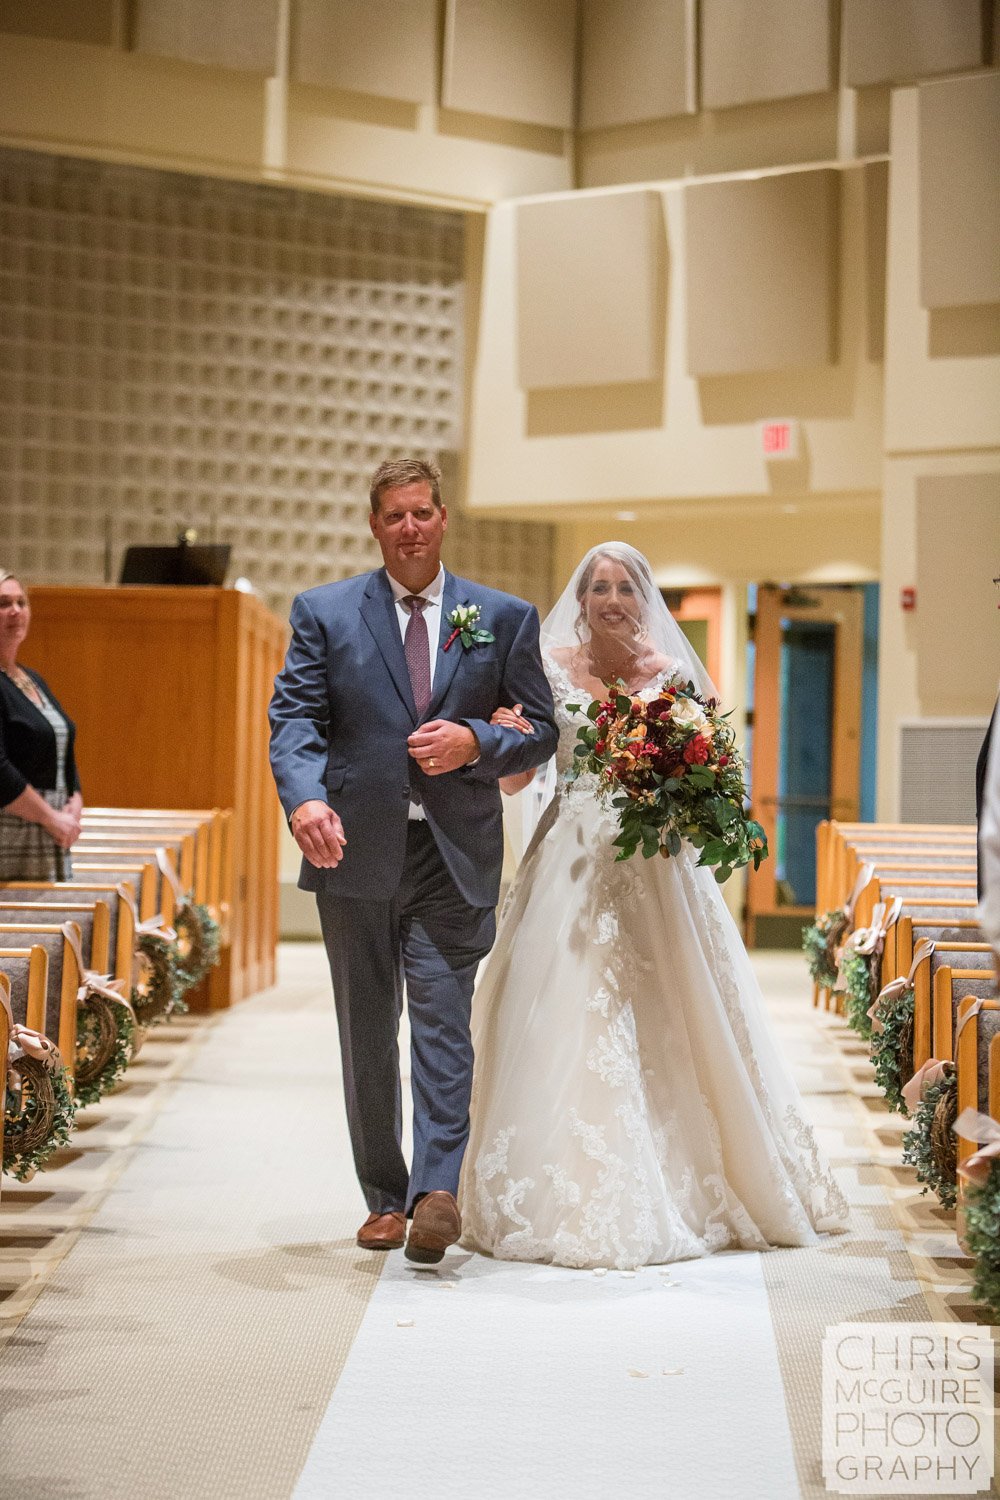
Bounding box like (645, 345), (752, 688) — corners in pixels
(317, 821), (496, 1215)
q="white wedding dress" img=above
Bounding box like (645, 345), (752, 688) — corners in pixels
(459, 655), (850, 1270)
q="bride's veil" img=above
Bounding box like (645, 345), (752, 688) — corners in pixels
(510, 542), (719, 854)
(541, 541), (718, 700)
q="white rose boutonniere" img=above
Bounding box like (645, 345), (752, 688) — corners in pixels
(443, 602), (495, 652)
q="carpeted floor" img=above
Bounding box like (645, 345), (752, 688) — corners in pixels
(0, 946), (992, 1500)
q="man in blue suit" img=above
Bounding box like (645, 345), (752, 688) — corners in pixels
(269, 458), (557, 1263)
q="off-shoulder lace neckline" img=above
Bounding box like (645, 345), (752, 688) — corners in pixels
(543, 649), (674, 705)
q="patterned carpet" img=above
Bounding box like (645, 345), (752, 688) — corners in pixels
(0, 947), (991, 1500)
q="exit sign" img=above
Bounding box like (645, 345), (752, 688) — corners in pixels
(760, 420), (800, 460)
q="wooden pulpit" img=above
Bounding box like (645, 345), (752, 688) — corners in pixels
(23, 586), (287, 1009)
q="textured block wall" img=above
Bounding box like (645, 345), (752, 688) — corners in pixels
(0, 148), (553, 616)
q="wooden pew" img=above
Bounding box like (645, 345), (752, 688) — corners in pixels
(71, 861), (160, 922)
(76, 830), (196, 898)
(955, 998), (1000, 1177)
(81, 808), (230, 927)
(0, 923), (81, 1079)
(0, 944), (69, 1180)
(0, 882), (136, 983)
(915, 944), (996, 1069)
(0, 898), (110, 972)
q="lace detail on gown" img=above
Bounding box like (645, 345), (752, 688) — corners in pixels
(460, 652), (849, 1268)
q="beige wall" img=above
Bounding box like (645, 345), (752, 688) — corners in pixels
(465, 165), (884, 513)
(876, 86), (1000, 818)
(0, 29), (573, 209)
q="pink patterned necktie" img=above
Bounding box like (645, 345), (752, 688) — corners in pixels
(402, 594), (431, 718)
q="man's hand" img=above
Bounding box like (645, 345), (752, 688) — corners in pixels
(290, 799), (347, 868)
(407, 720), (480, 776)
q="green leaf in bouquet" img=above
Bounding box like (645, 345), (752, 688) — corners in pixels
(586, 700), (602, 722)
(715, 866), (733, 884)
(616, 694), (631, 715)
(686, 768), (715, 788)
(715, 799), (739, 827)
(566, 702), (582, 716)
(699, 838), (728, 865)
(573, 742), (590, 757)
(666, 829), (682, 857)
(610, 795), (631, 809)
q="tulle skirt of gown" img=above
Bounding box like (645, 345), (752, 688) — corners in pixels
(459, 782), (850, 1270)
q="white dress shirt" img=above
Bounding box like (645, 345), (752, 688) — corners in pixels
(386, 564), (445, 821)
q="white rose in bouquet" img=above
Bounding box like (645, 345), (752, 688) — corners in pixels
(670, 697), (709, 733)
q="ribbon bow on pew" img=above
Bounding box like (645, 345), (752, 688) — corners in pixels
(117, 884), (177, 946)
(901, 1057), (951, 1113)
(852, 897), (903, 959)
(952, 1108), (1000, 1186)
(154, 846), (188, 911)
(59, 921), (136, 1025)
(1, 984), (62, 1098)
(867, 936), (935, 1033)
(845, 862), (876, 923)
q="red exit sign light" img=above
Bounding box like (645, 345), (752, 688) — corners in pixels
(760, 420), (800, 460)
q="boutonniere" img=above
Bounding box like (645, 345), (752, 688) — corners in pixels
(443, 602), (495, 652)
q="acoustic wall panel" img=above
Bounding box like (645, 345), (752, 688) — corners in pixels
(0, 0), (117, 45)
(841, 0), (983, 88)
(133, 0), (281, 75)
(442, 0), (577, 130)
(516, 191), (663, 389)
(915, 473), (1000, 705)
(578, 0), (695, 130)
(291, 0), (437, 104)
(918, 71), (1000, 308)
(685, 169), (839, 376)
(701, 0), (833, 111)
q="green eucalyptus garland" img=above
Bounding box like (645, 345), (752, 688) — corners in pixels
(900, 1067), (958, 1208)
(964, 1159), (1000, 1321)
(174, 901), (221, 990)
(870, 985), (915, 1115)
(841, 948), (875, 1040)
(3, 1056), (76, 1181)
(132, 931), (186, 1026)
(74, 996), (136, 1108)
(802, 909), (848, 990)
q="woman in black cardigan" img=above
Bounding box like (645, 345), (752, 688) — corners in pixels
(0, 570), (82, 879)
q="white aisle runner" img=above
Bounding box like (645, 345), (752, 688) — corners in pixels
(293, 1247), (800, 1500)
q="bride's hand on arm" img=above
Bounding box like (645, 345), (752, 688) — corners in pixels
(491, 707), (539, 795)
(491, 705), (534, 736)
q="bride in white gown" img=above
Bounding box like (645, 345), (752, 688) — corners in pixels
(459, 543), (849, 1271)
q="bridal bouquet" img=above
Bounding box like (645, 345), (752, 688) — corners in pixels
(567, 679), (768, 882)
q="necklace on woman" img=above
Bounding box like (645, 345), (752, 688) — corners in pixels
(0, 662), (42, 705)
(576, 642), (648, 691)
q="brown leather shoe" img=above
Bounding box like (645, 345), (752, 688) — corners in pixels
(357, 1210), (406, 1250)
(405, 1191), (461, 1265)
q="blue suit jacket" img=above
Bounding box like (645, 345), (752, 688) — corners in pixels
(268, 567), (558, 907)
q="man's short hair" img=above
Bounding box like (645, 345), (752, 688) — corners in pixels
(369, 458), (443, 514)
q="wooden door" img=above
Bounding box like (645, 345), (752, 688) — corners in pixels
(747, 585), (864, 943)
